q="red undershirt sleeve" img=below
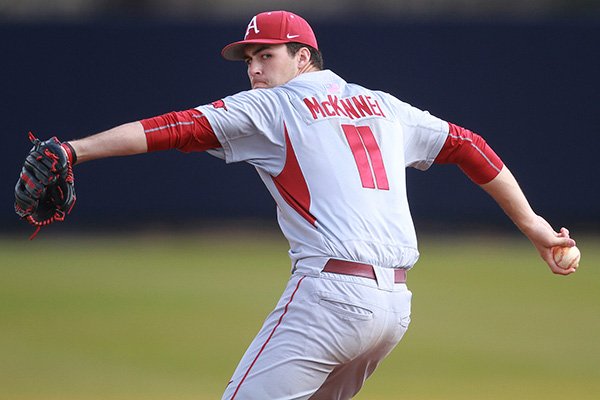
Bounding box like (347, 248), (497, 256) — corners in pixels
(434, 122), (504, 185)
(140, 109), (221, 153)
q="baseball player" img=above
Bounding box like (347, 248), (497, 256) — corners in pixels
(15, 10), (577, 399)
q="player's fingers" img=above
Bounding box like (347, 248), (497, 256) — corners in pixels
(551, 265), (576, 275)
(558, 227), (570, 237)
(559, 237), (576, 247)
(552, 261), (577, 275)
(542, 251), (576, 275)
(554, 231), (576, 247)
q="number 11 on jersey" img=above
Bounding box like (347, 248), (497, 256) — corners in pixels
(341, 124), (389, 190)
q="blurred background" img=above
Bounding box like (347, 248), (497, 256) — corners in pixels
(1, 0), (599, 235)
(1, 0), (600, 20)
(1, 2), (599, 400)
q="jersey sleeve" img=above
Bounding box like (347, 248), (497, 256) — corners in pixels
(386, 96), (449, 171)
(196, 90), (286, 175)
(434, 122), (504, 184)
(141, 109), (221, 153)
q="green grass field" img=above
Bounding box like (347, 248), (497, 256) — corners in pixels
(1, 231), (598, 400)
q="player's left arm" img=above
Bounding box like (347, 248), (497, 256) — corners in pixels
(435, 122), (576, 275)
(16, 109), (219, 238)
(68, 121), (147, 164)
(68, 109), (220, 163)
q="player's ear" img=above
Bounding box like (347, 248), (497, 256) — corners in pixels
(296, 47), (312, 69)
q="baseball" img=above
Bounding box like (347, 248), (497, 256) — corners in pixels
(552, 246), (581, 270)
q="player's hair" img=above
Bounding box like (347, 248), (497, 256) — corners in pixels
(286, 42), (324, 70)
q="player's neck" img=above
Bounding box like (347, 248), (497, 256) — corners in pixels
(298, 63), (320, 76)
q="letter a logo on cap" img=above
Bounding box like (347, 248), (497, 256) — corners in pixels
(222, 11), (319, 61)
(245, 16), (260, 39)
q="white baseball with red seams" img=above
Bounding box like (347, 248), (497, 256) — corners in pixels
(552, 245), (581, 269)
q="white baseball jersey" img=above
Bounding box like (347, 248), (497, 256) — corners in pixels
(198, 70), (448, 274)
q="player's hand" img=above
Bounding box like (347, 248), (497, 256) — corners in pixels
(522, 215), (576, 275)
(14, 132), (77, 239)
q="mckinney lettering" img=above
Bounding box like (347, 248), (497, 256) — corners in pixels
(303, 95), (386, 121)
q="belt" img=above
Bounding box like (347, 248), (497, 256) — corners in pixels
(322, 259), (407, 283)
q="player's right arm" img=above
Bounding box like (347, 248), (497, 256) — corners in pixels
(434, 122), (576, 275)
(480, 166), (576, 275)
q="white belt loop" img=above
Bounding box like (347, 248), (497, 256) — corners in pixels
(373, 265), (394, 292)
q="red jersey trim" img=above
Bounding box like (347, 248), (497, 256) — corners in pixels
(140, 109), (221, 153)
(272, 125), (316, 226)
(435, 122), (504, 184)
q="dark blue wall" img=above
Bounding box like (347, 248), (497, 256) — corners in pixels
(2, 19), (599, 235)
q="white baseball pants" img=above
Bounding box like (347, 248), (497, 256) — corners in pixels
(221, 267), (412, 399)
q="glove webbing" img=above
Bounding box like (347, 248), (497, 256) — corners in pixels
(27, 211), (66, 240)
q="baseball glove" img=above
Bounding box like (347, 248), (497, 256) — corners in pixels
(15, 132), (76, 239)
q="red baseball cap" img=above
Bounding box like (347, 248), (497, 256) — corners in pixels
(221, 11), (319, 61)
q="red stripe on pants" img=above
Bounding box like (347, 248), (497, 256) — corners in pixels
(230, 276), (307, 399)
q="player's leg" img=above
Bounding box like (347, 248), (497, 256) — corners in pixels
(308, 321), (409, 399)
(310, 285), (412, 400)
(221, 274), (332, 399)
(309, 354), (380, 399)
(222, 274), (394, 399)
(222, 273), (412, 399)
(310, 282), (412, 399)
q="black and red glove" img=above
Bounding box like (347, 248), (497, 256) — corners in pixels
(14, 132), (77, 239)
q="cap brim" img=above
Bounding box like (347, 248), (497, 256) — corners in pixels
(221, 38), (290, 61)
